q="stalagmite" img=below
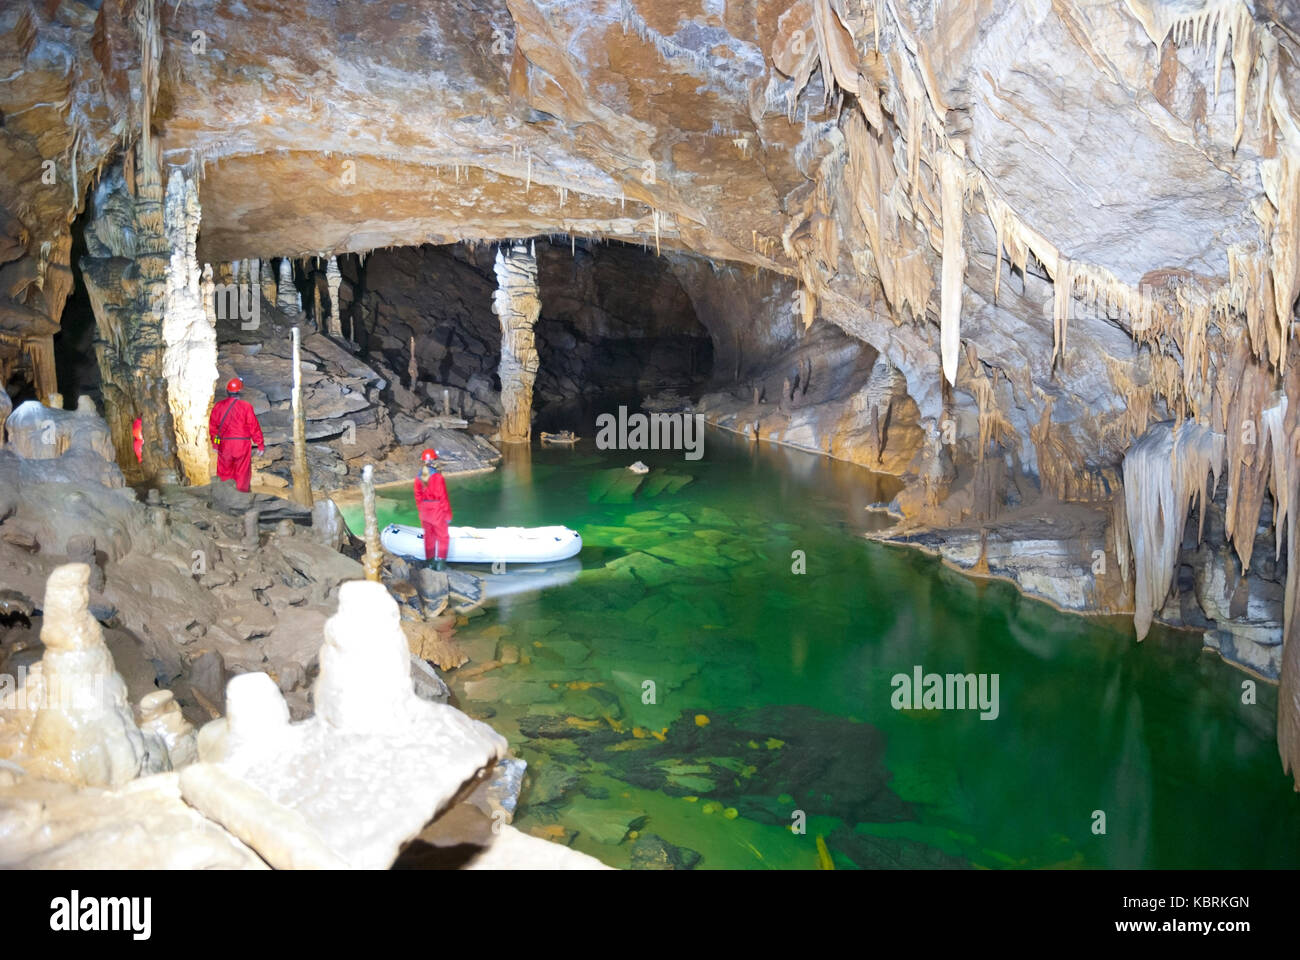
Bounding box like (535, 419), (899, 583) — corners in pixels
(493, 242), (541, 443)
(277, 258), (299, 314)
(178, 581), (511, 869)
(289, 326), (312, 506)
(1123, 421), (1224, 640)
(0, 565), (160, 787)
(361, 464), (383, 583)
(937, 149), (966, 386)
(161, 171), (218, 486)
(325, 256), (343, 337)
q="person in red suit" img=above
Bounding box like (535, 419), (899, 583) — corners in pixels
(413, 448), (453, 570)
(131, 417), (143, 463)
(209, 377), (265, 493)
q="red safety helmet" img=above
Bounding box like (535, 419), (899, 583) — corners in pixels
(421, 448), (438, 462)
(226, 377), (243, 393)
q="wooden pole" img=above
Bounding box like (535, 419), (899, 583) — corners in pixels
(361, 463), (383, 582)
(290, 326), (312, 506)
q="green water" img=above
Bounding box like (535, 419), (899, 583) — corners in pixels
(343, 431), (1300, 869)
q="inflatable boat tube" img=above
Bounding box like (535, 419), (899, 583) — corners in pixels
(380, 522), (583, 564)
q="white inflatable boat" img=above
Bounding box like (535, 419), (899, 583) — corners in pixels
(380, 523), (583, 564)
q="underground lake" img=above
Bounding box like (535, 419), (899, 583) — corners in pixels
(340, 429), (1300, 870)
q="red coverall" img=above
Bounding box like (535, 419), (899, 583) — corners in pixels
(414, 470), (452, 561)
(209, 396), (264, 493)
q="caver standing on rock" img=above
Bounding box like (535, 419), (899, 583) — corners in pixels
(209, 377), (265, 493)
(414, 448), (453, 570)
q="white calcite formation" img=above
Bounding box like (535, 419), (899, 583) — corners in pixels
(4, 400), (116, 464)
(1123, 421), (1226, 640)
(0, 564), (178, 787)
(276, 258), (300, 314)
(180, 579), (509, 869)
(162, 170), (219, 486)
(325, 256), (343, 337)
(259, 258), (277, 306)
(0, 772), (265, 869)
(493, 242), (540, 443)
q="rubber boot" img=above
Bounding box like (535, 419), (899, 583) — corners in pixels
(434, 558), (447, 572)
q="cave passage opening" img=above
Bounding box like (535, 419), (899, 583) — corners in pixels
(352, 237), (716, 436)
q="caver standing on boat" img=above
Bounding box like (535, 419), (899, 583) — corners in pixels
(209, 377), (265, 493)
(414, 447), (453, 570)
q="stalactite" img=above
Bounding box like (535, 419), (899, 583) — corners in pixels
(1111, 479), (1130, 585)
(24, 338), (57, 405)
(1051, 258), (1073, 372)
(1123, 420), (1224, 640)
(259, 258), (277, 305)
(937, 149), (966, 386)
(843, 112), (931, 322)
(1261, 150), (1300, 372)
(1221, 345), (1277, 572)
(968, 361), (1015, 461)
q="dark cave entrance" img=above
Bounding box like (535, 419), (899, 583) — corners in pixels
(51, 203), (99, 409)
(354, 238), (714, 434)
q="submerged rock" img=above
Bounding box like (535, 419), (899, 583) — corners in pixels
(629, 833), (702, 871)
